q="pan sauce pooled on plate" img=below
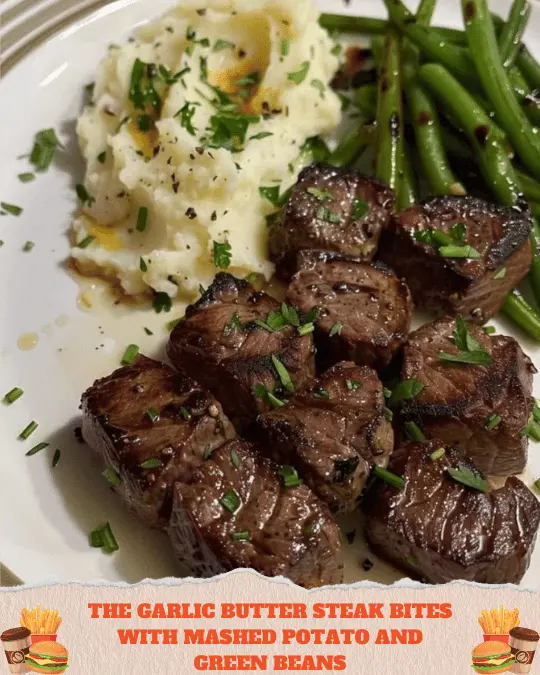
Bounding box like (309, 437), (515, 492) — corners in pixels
(71, 0), (341, 299)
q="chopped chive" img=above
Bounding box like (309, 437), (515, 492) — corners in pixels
(373, 465), (405, 489)
(23, 241), (34, 253)
(76, 235), (96, 249)
(19, 421), (38, 440)
(4, 387), (24, 404)
(329, 322), (342, 337)
(203, 446), (214, 460)
(26, 442), (49, 457)
(52, 449), (61, 468)
(166, 317), (182, 331)
(438, 244), (481, 259)
(533, 398), (540, 423)
(447, 464), (489, 492)
(102, 467), (121, 486)
(534, 479), (540, 494)
(180, 406), (191, 420)
(139, 257), (148, 272)
(143, 327), (153, 336)
(146, 407), (160, 424)
(483, 325), (496, 335)
(213, 39), (234, 52)
(331, 44), (342, 57)
(99, 522), (119, 553)
(316, 205), (341, 224)
(76, 183), (94, 206)
(281, 39), (291, 57)
(312, 388), (330, 400)
(405, 421), (425, 442)
(97, 151), (107, 164)
(18, 173), (35, 183)
(30, 129), (61, 172)
(271, 355), (294, 393)
(485, 414), (502, 430)
(140, 458), (162, 469)
(345, 379), (362, 391)
(249, 132), (274, 140)
(90, 530), (103, 548)
(311, 78), (326, 98)
(230, 449), (242, 468)
(1, 202), (22, 216)
(279, 465), (301, 488)
(297, 323), (314, 336)
(136, 206), (148, 232)
(287, 61), (310, 85)
(493, 267), (506, 280)
(267, 391), (286, 408)
(231, 530), (251, 541)
(121, 343), (140, 365)
(307, 186), (333, 201)
(253, 382), (286, 408)
(430, 447), (446, 461)
(220, 488), (241, 513)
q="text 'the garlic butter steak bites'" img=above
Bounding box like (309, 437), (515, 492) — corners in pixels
(81, 355), (236, 527)
(168, 440), (344, 588)
(399, 316), (534, 476)
(378, 196), (532, 323)
(365, 441), (540, 585)
(255, 362), (393, 513)
(167, 273), (316, 431)
(286, 251), (412, 371)
(268, 163), (395, 279)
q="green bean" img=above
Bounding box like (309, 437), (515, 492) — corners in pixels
(415, 0), (437, 25)
(461, 0), (540, 182)
(354, 84), (378, 119)
(419, 64), (519, 207)
(515, 169), (540, 203)
(329, 124), (377, 168)
(371, 35), (385, 72)
(502, 292), (540, 342)
(319, 14), (387, 34)
(498, 0), (531, 67)
(397, 140), (418, 209)
(517, 44), (540, 91)
(375, 29), (404, 192)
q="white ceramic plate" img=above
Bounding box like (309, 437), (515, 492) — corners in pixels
(1, 0), (539, 587)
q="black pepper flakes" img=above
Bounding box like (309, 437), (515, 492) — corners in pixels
(211, 211), (217, 221)
(195, 146), (204, 155)
(186, 207), (197, 220)
(362, 558), (374, 572)
(172, 181), (180, 194)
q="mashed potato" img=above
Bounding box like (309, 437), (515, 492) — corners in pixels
(71, 0), (341, 299)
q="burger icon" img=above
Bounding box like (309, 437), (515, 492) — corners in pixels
(472, 641), (515, 673)
(25, 641), (68, 673)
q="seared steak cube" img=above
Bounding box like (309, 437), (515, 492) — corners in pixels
(81, 355), (236, 527)
(167, 273), (315, 430)
(256, 362), (394, 513)
(378, 196), (532, 322)
(269, 163), (395, 279)
(286, 251), (412, 371)
(399, 316), (534, 476)
(168, 440), (343, 587)
(365, 441), (540, 584)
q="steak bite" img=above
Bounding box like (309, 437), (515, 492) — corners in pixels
(255, 362), (394, 513)
(399, 316), (534, 476)
(167, 273), (315, 430)
(378, 195), (532, 323)
(268, 163), (395, 279)
(168, 440), (344, 587)
(364, 441), (540, 584)
(286, 251), (412, 371)
(81, 355), (236, 527)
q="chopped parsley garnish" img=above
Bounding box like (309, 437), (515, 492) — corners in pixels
(329, 322), (342, 337)
(136, 206), (148, 232)
(493, 267), (506, 280)
(23, 241), (34, 253)
(102, 467), (121, 486)
(271, 355), (295, 393)
(129, 58), (161, 114)
(143, 327), (153, 336)
(139, 257), (148, 272)
(204, 112), (260, 151)
(281, 39), (291, 57)
(52, 450), (61, 468)
(185, 26), (210, 56)
(30, 128), (61, 171)
(352, 198), (369, 220)
(19, 421), (38, 440)
(4, 387), (23, 404)
(137, 114), (152, 131)
(430, 447), (446, 461)
(439, 316), (493, 366)
(153, 292), (172, 314)
(158, 64), (190, 85)
(534, 479), (540, 493)
(76, 184), (95, 207)
(97, 152), (107, 164)
(18, 173), (35, 183)
(213, 39), (234, 52)
(313, 388), (330, 400)
(279, 465), (301, 488)
(230, 449), (242, 468)
(204, 446), (214, 460)
(331, 44), (342, 57)
(316, 205), (341, 224)
(450, 221), (467, 244)
(140, 458), (162, 469)
(405, 421), (425, 442)
(121, 344), (140, 365)
(175, 100), (200, 136)
(345, 379), (361, 391)
(288, 61), (310, 85)
(259, 185), (282, 206)
(213, 240), (232, 268)
(307, 186), (333, 201)
(253, 382), (286, 408)
(254, 302), (313, 335)
(76, 235), (96, 249)
(146, 408), (160, 424)
(231, 530), (251, 541)
(373, 466), (405, 489)
(447, 464), (489, 492)
(1, 202), (22, 216)
(311, 78), (326, 99)
(220, 488), (241, 513)
(485, 414), (502, 430)
(281, 302), (300, 326)
(26, 442), (49, 457)
(249, 131), (274, 140)
(90, 522), (118, 554)
(223, 312), (242, 337)
(387, 379), (424, 407)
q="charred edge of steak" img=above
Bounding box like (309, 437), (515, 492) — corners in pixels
(185, 272), (254, 317)
(421, 195), (532, 271)
(296, 249), (403, 278)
